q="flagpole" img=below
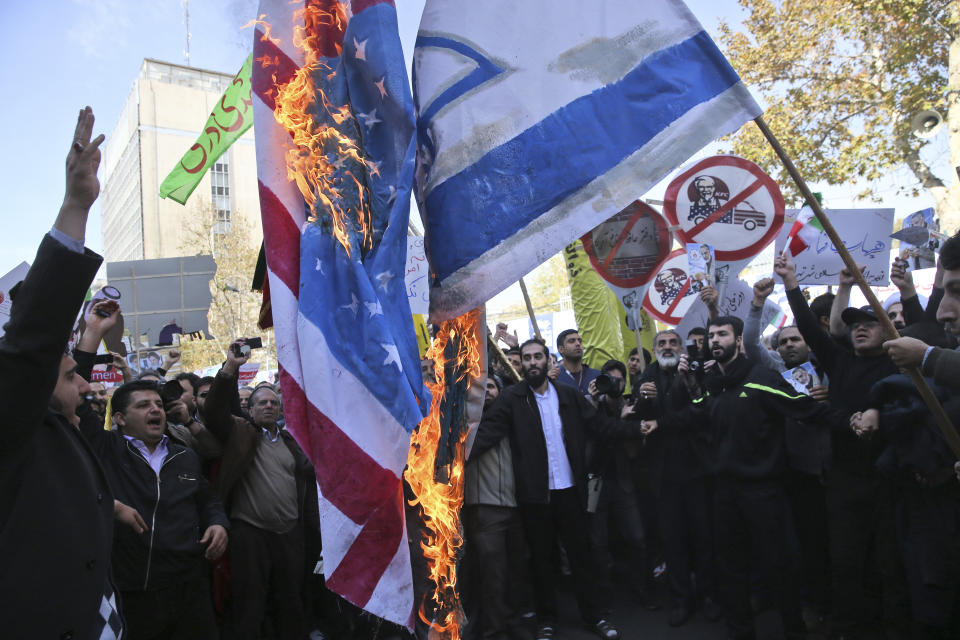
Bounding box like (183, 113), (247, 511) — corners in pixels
(518, 277), (543, 341)
(753, 115), (960, 458)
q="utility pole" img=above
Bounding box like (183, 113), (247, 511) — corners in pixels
(183, 0), (191, 67)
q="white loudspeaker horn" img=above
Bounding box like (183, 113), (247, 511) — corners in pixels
(911, 110), (943, 139)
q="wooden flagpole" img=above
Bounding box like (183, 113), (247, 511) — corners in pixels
(518, 277), (543, 341)
(754, 116), (960, 458)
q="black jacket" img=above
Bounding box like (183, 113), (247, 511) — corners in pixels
(633, 361), (711, 494)
(80, 419), (229, 592)
(0, 235), (115, 640)
(472, 380), (642, 506)
(678, 356), (839, 479)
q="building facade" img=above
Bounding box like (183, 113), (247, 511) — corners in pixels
(101, 59), (260, 263)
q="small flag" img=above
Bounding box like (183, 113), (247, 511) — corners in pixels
(785, 193), (823, 256)
(159, 54), (254, 204)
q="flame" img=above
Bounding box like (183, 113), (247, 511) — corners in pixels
(405, 309), (484, 639)
(269, 3), (376, 256)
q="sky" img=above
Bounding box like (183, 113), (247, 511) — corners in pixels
(0, 0), (945, 278)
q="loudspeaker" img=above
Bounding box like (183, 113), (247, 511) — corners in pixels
(911, 110), (943, 139)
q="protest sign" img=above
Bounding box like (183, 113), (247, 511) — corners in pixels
(581, 200), (672, 331)
(238, 362), (260, 386)
(0, 261), (30, 338)
(773, 208), (894, 285)
(783, 362), (819, 395)
(686, 243), (717, 288)
(675, 277), (783, 339)
(664, 155), (785, 262)
(405, 236), (430, 316)
(642, 249), (699, 325)
(91, 368), (125, 384)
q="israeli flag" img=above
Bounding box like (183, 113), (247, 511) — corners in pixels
(413, 0), (762, 321)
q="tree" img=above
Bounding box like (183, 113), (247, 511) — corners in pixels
(490, 252), (571, 322)
(177, 205), (277, 375)
(718, 0), (960, 231)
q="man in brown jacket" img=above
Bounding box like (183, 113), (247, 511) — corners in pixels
(204, 339), (320, 640)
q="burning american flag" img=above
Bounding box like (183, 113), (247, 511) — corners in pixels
(251, 0), (429, 627)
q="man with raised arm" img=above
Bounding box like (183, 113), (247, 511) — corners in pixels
(775, 252), (900, 638)
(0, 108), (125, 639)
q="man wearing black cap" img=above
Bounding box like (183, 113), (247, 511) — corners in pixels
(775, 253), (898, 638)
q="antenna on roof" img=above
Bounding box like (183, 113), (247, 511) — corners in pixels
(183, 0), (192, 67)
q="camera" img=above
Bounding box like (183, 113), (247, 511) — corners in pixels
(594, 373), (623, 397)
(160, 380), (184, 405)
(686, 341), (704, 379)
(231, 337), (263, 358)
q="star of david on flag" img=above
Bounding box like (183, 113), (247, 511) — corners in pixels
(252, 0), (428, 627)
(413, 0), (764, 321)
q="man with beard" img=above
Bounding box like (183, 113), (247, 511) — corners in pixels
(776, 253), (900, 638)
(472, 339), (647, 640)
(462, 375), (532, 640)
(666, 316), (839, 640)
(633, 330), (717, 626)
(554, 329), (600, 395)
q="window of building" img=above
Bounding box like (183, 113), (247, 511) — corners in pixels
(210, 160), (231, 233)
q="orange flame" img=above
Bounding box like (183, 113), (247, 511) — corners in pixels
(270, 3), (376, 256)
(405, 309), (484, 639)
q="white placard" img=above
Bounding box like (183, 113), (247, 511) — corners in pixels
(405, 237), (430, 316)
(0, 262), (30, 338)
(774, 208), (894, 285)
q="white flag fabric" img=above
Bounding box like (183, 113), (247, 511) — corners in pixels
(413, 0), (762, 321)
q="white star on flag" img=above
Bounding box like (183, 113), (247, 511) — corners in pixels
(365, 300), (383, 318)
(353, 37), (367, 61)
(340, 293), (360, 316)
(368, 159), (382, 178)
(375, 270), (395, 291)
(380, 342), (402, 370)
(315, 258), (325, 274)
(387, 185), (397, 204)
(374, 77), (388, 99)
(358, 109), (381, 130)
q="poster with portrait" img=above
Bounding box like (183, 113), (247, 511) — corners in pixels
(686, 243), (716, 290)
(893, 207), (945, 271)
(782, 362), (820, 395)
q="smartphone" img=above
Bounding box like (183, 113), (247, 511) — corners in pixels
(93, 353), (114, 365)
(245, 337), (263, 350)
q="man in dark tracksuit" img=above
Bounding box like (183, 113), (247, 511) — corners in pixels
(670, 316), (840, 640)
(633, 329), (716, 626)
(776, 253), (899, 637)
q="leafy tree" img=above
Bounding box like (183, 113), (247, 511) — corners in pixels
(178, 205), (277, 375)
(719, 0), (960, 230)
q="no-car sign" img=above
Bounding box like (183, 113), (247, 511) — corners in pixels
(642, 248), (699, 326)
(581, 200), (672, 288)
(663, 155), (784, 262)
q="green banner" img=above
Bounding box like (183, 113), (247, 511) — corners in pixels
(159, 54), (254, 205)
(563, 240), (627, 370)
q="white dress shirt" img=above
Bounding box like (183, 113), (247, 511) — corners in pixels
(532, 382), (574, 490)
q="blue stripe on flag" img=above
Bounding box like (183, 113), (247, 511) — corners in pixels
(415, 35), (506, 126)
(425, 30), (745, 282)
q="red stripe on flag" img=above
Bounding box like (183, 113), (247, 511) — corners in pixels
(258, 181), (302, 296)
(305, 0), (348, 58)
(352, 0), (395, 12)
(253, 31), (300, 112)
(303, 392), (403, 524)
(324, 481), (405, 607)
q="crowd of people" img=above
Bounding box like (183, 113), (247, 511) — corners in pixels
(6, 109), (960, 640)
(467, 246), (960, 640)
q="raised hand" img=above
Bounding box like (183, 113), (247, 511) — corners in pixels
(699, 285), (719, 310)
(55, 107), (106, 243)
(890, 257), (916, 296)
(223, 339), (251, 376)
(838, 263), (866, 288)
(753, 277), (775, 306)
(774, 253), (799, 290)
